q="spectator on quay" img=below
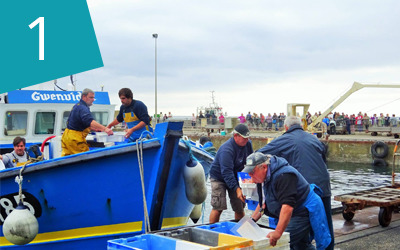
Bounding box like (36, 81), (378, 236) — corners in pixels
(390, 114), (398, 127)
(199, 111), (205, 119)
(350, 114), (356, 134)
(260, 113), (265, 128)
(168, 112), (173, 119)
(191, 113), (196, 128)
(272, 113), (278, 131)
(329, 118), (336, 135)
(378, 113), (384, 127)
(355, 112), (363, 132)
(363, 113), (370, 132)
(371, 114), (377, 127)
(385, 114), (391, 127)
(253, 113), (260, 128)
(246, 112), (253, 127)
(344, 114), (351, 135)
(322, 116), (330, 128)
(218, 113), (225, 125)
(266, 113), (273, 130)
(279, 113), (286, 130)
(306, 112), (312, 125)
(247, 153), (331, 249)
(211, 113), (217, 125)
(163, 113), (168, 122)
(238, 113), (246, 124)
(209, 124), (253, 223)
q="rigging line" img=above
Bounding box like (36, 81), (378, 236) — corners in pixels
(54, 82), (67, 91)
(366, 97), (400, 113)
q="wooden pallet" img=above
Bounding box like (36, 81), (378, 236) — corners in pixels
(334, 184), (400, 207)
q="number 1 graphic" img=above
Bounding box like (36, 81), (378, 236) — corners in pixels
(29, 17), (44, 60)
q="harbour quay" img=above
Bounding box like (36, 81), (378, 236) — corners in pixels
(183, 126), (399, 165)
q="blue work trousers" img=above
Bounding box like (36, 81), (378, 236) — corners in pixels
(285, 216), (315, 250)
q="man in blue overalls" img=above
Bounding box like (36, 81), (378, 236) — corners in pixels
(107, 88), (152, 141)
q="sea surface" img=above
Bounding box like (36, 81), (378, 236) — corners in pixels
(191, 162), (393, 224)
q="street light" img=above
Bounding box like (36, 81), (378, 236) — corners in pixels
(152, 33), (158, 125)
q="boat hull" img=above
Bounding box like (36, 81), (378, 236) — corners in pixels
(0, 122), (213, 249)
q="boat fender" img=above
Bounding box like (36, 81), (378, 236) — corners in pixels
(2, 202), (39, 245)
(372, 158), (388, 167)
(371, 141), (389, 158)
(183, 159), (207, 205)
(189, 204), (202, 224)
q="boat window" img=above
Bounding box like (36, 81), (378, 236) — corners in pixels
(35, 112), (56, 134)
(92, 111), (109, 126)
(62, 111), (70, 131)
(4, 111), (28, 136)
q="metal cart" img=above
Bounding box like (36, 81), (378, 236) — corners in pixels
(334, 140), (400, 227)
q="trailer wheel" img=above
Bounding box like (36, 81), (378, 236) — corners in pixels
(394, 134), (399, 139)
(378, 207), (393, 227)
(316, 133), (322, 138)
(342, 204), (355, 221)
(371, 132), (378, 136)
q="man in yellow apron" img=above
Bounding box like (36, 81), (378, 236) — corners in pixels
(107, 88), (153, 142)
(0, 137), (31, 169)
(61, 88), (113, 156)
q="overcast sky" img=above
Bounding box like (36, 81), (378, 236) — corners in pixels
(49, 0), (400, 117)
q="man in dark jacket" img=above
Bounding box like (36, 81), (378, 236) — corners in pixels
(258, 116), (334, 250)
(209, 124), (253, 223)
(247, 152), (330, 250)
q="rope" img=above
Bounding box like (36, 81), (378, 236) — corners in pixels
(15, 155), (44, 204)
(136, 136), (151, 234)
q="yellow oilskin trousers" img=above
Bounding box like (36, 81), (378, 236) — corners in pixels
(61, 128), (91, 156)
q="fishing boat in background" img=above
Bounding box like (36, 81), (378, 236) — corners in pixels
(0, 89), (213, 249)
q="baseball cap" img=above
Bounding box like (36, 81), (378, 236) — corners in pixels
(233, 124), (250, 138)
(242, 152), (270, 173)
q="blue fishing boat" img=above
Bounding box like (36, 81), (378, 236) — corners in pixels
(0, 90), (213, 249)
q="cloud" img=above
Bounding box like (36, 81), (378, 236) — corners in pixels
(53, 0), (400, 116)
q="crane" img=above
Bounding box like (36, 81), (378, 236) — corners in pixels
(287, 81), (400, 137)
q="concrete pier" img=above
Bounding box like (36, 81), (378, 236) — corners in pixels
(183, 128), (399, 164)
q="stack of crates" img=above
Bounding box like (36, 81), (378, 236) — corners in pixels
(197, 221), (290, 250)
(108, 227), (253, 250)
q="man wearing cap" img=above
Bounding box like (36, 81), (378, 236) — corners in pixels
(257, 116), (334, 249)
(209, 124), (253, 223)
(245, 152), (331, 250)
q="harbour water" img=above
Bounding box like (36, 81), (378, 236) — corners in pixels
(192, 162), (393, 224)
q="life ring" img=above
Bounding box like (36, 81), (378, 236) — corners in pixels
(372, 158), (387, 167)
(371, 141), (389, 158)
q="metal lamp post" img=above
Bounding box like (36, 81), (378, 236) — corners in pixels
(152, 33), (158, 125)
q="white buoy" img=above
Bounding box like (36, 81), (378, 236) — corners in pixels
(183, 159), (207, 205)
(3, 202), (39, 245)
(190, 204), (202, 224)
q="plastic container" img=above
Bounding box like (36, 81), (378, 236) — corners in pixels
(108, 234), (208, 250)
(197, 218), (289, 250)
(155, 227), (253, 250)
(220, 131), (226, 136)
(107, 132), (126, 142)
(95, 132), (108, 142)
(240, 183), (258, 200)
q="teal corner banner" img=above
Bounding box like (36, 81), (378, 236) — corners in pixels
(0, 0), (103, 94)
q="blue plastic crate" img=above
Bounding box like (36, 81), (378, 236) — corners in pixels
(108, 234), (208, 250)
(245, 199), (259, 210)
